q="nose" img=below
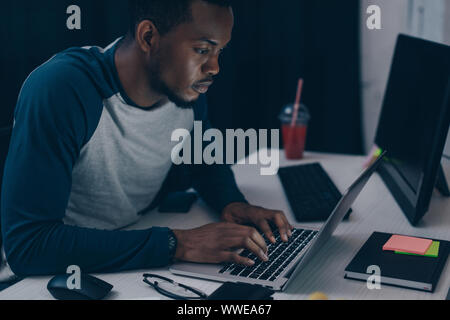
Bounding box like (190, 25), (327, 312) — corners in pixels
(202, 54), (220, 76)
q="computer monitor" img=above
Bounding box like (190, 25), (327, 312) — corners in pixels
(374, 34), (450, 226)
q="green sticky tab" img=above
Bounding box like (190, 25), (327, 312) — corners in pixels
(395, 241), (440, 258)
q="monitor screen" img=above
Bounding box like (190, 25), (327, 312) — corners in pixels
(374, 34), (450, 224)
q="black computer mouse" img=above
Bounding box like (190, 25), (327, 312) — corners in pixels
(47, 273), (113, 300)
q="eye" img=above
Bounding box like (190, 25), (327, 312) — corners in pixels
(194, 48), (210, 55)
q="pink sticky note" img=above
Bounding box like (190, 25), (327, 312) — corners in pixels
(382, 235), (433, 255)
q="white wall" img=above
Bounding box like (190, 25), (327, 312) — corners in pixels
(360, 0), (450, 156)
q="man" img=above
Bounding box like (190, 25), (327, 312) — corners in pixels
(1, 0), (293, 278)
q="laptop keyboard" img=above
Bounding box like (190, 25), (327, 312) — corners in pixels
(278, 163), (352, 222)
(218, 228), (318, 282)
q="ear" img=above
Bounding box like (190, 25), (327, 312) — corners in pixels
(135, 20), (160, 53)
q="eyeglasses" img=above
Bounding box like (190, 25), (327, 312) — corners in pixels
(143, 274), (208, 300)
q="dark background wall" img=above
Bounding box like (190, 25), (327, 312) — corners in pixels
(0, 0), (363, 155)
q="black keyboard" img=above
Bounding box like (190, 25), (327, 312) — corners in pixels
(278, 163), (352, 222)
(218, 229), (317, 282)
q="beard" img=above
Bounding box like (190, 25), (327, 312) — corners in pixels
(148, 59), (197, 110)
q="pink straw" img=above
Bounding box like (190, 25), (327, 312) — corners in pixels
(291, 78), (304, 127)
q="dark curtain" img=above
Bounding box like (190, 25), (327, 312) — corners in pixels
(208, 0), (363, 155)
(0, 0), (363, 154)
(0, 0), (129, 127)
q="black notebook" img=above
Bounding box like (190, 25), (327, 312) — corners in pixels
(344, 232), (450, 292)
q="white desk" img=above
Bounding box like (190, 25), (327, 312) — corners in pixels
(1, 150), (449, 300)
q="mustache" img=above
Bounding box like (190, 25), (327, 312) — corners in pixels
(194, 77), (215, 85)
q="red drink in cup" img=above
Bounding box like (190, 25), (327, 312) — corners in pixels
(280, 104), (310, 160)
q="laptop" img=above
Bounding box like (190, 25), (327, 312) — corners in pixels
(170, 151), (387, 291)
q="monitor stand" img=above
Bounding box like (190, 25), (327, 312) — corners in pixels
(435, 164), (450, 196)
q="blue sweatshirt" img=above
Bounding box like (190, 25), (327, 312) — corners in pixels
(1, 38), (247, 277)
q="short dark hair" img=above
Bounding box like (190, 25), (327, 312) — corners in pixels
(128, 0), (233, 37)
